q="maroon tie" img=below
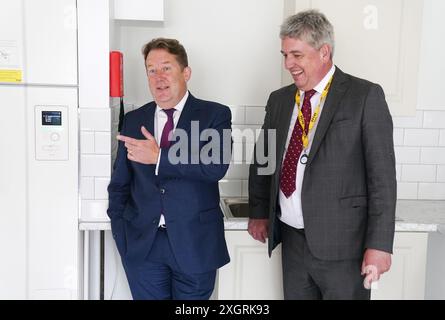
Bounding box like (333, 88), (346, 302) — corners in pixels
(280, 89), (316, 198)
(160, 108), (175, 148)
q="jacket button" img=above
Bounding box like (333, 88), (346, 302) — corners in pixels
(160, 188), (166, 194)
(152, 219), (158, 224)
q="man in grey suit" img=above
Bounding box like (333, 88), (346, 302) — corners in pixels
(248, 10), (396, 299)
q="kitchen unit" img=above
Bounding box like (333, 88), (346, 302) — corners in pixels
(218, 199), (445, 300)
(92, 199), (445, 300)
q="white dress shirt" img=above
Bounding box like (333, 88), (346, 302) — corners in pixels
(155, 91), (189, 226)
(279, 65), (336, 229)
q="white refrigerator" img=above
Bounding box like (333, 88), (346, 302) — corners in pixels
(0, 0), (80, 299)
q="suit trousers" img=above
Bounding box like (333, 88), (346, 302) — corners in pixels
(122, 227), (216, 300)
(280, 221), (370, 300)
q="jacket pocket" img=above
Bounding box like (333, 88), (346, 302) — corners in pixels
(199, 207), (223, 223)
(110, 217), (127, 256)
(330, 118), (353, 127)
(122, 204), (138, 221)
(340, 195), (368, 208)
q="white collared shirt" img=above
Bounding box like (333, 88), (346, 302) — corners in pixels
(279, 65), (336, 229)
(154, 91), (188, 151)
(155, 90), (189, 226)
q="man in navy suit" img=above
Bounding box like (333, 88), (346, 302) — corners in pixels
(107, 38), (231, 300)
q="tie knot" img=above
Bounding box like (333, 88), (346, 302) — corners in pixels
(163, 108), (175, 119)
(304, 89), (316, 101)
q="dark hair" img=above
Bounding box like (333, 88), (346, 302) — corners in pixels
(142, 38), (188, 69)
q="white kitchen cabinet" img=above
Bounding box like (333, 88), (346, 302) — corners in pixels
(371, 232), (428, 300)
(24, 0), (78, 85)
(113, 0), (164, 21)
(218, 231), (428, 300)
(217, 231), (284, 300)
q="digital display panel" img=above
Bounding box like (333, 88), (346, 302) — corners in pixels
(42, 111), (62, 126)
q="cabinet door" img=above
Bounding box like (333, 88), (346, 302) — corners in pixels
(24, 0), (77, 85)
(0, 86), (27, 299)
(285, 0), (423, 116)
(113, 0), (164, 21)
(217, 231), (283, 300)
(371, 232), (428, 300)
(219, 231), (428, 300)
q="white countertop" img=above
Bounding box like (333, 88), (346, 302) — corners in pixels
(224, 200), (445, 233)
(79, 200), (445, 233)
(394, 200), (445, 233)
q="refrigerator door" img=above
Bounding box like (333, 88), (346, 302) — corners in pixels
(0, 0), (79, 299)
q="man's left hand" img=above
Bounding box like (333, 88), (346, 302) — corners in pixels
(361, 248), (392, 280)
(117, 126), (160, 165)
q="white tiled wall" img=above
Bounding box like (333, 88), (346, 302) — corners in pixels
(440, 131), (445, 146)
(77, 0), (112, 222)
(220, 107), (445, 200)
(438, 166), (445, 182)
(79, 106), (112, 221)
(81, 155), (111, 177)
(80, 177), (95, 200)
(220, 106), (264, 198)
(395, 110), (445, 199)
(95, 177), (111, 200)
(80, 104), (445, 202)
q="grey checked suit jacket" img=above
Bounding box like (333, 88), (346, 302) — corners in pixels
(248, 67), (397, 261)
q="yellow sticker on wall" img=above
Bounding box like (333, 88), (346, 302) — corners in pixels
(0, 70), (22, 83)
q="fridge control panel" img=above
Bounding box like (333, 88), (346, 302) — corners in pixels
(35, 106), (69, 161)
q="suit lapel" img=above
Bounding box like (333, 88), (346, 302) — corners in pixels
(175, 92), (200, 134)
(306, 67), (349, 166)
(143, 103), (156, 136)
(276, 85), (298, 166)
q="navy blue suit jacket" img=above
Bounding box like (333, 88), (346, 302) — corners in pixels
(107, 93), (231, 274)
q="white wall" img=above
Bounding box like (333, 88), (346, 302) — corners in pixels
(391, 0), (445, 199)
(114, 0), (284, 107)
(221, 0), (445, 201)
(417, 0), (445, 109)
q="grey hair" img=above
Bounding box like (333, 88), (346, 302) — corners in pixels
(280, 10), (335, 58)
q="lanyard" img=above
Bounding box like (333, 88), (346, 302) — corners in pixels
(295, 76), (334, 150)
